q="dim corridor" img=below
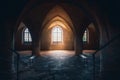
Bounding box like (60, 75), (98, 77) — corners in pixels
(16, 50), (100, 80)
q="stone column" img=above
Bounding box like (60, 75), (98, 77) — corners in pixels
(32, 31), (41, 56)
(75, 32), (83, 56)
(32, 41), (40, 56)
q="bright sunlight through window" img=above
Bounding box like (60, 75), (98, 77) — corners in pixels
(24, 28), (32, 43)
(52, 26), (63, 44)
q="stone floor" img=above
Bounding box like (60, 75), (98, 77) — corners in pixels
(14, 50), (100, 80)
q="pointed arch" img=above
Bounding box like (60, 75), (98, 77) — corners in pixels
(42, 5), (74, 34)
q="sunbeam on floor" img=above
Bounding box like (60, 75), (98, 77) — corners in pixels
(40, 50), (75, 60)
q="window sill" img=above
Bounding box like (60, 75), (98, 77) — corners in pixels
(23, 42), (32, 45)
(52, 42), (63, 45)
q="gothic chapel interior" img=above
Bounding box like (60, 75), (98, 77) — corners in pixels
(0, 0), (120, 80)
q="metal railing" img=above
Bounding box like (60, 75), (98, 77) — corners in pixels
(9, 49), (37, 80)
(9, 49), (55, 80)
(92, 33), (120, 80)
(80, 33), (120, 80)
(8, 48), (20, 80)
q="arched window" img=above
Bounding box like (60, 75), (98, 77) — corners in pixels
(23, 28), (32, 43)
(52, 26), (63, 44)
(83, 29), (89, 43)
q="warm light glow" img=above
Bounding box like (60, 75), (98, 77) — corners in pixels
(43, 16), (72, 31)
(40, 50), (75, 59)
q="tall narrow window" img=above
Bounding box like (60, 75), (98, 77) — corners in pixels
(83, 30), (88, 43)
(23, 28), (32, 43)
(52, 26), (63, 44)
